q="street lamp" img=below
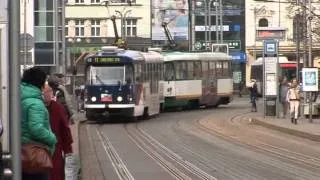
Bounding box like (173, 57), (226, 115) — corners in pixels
(196, 0), (223, 49)
(115, 9), (132, 40)
(68, 37), (81, 95)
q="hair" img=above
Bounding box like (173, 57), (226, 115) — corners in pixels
(21, 67), (47, 90)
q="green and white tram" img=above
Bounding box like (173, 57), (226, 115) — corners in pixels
(163, 51), (233, 109)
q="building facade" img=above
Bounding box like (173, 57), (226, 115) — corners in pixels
(65, 0), (152, 50)
(245, 0), (320, 84)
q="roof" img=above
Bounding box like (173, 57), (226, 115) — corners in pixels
(85, 46), (163, 63)
(162, 51), (232, 62)
(252, 56), (296, 66)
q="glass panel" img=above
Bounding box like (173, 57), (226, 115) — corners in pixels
(96, 28), (100, 36)
(91, 27), (94, 36)
(35, 0), (53, 11)
(90, 66), (125, 85)
(164, 63), (174, 81)
(34, 43), (54, 65)
(34, 12), (53, 26)
(187, 62), (194, 79)
(132, 27), (137, 36)
(34, 27), (53, 41)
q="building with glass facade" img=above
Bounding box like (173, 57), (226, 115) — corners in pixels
(194, 0), (246, 90)
(34, 0), (65, 73)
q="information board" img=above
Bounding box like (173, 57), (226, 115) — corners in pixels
(302, 68), (319, 92)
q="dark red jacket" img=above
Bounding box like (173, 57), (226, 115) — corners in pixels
(47, 100), (73, 180)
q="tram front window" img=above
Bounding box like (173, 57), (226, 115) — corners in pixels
(90, 66), (125, 85)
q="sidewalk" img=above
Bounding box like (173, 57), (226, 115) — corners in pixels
(249, 104), (320, 142)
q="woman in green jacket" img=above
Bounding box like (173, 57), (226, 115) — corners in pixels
(20, 67), (57, 180)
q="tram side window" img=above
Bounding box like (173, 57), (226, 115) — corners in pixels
(194, 61), (202, 79)
(164, 62), (174, 81)
(175, 62), (187, 80)
(222, 61), (229, 76)
(202, 61), (209, 78)
(187, 62), (194, 80)
(216, 62), (223, 76)
(135, 64), (142, 83)
(125, 65), (134, 84)
(209, 61), (216, 76)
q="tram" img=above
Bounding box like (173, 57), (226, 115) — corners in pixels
(84, 46), (164, 121)
(162, 51), (233, 109)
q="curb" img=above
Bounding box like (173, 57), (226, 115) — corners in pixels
(251, 118), (320, 142)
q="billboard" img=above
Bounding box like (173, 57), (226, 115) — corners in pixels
(302, 68), (318, 92)
(152, 0), (189, 41)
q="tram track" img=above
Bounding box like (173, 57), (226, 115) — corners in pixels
(124, 123), (218, 180)
(196, 111), (320, 172)
(96, 126), (135, 180)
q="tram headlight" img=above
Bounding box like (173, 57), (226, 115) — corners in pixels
(117, 96), (123, 102)
(91, 96), (97, 102)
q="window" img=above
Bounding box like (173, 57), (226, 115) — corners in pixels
(194, 62), (202, 78)
(126, 19), (137, 36)
(91, 20), (100, 37)
(258, 18), (268, 27)
(175, 62), (187, 80)
(135, 64), (142, 83)
(121, 0), (136, 4)
(216, 62), (223, 76)
(223, 61), (229, 76)
(91, 0), (100, 3)
(75, 0), (84, 3)
(187, 62), (194, 79)
(75, 20), (85, 37)
(65, 21), (69, 36)
(202, 62), (209, 78)
(164, 63), (174, 81)
(209, 62), (216, 76)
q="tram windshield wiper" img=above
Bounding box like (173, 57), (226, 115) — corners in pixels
(95, 75), (106, 85)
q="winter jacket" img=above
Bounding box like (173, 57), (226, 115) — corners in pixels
(20, 82), (57, 154)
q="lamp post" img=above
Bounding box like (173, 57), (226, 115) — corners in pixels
(115, 9), (132, 41)
(68, 37), (81, 95)
(196, 0), (222, 49)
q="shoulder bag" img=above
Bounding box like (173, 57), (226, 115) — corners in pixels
(21, 143), (53, 173)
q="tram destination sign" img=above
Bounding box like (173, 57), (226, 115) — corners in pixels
(90, 57), (121, 63)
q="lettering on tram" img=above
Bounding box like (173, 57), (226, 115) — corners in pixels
(92, 57), (121, 63)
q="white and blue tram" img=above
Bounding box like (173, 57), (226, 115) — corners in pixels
(84, 46), (164, 121)
(162, 51), (233, 109)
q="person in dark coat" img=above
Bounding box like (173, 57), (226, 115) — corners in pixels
(249, 79), (258, 112)
(48, 74), (76, 124)
(43, 85), (73, 180)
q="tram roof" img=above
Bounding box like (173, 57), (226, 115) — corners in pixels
(85, 46), (163, 63)
(252, 56), (296, 66)
(162, 51), (232, 62)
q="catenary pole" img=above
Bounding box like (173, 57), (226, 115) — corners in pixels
(8, 0), (22, 179)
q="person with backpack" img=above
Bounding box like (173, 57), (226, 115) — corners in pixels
(248, 79), (258, 112)
(48, 74), (76, 124)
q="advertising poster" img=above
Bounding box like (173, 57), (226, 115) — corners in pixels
(265, 73), (277, 96)
(302, 68), (318, 92)
(152, 0), (189, 42)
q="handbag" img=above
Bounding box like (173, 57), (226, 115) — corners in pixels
(21, 143), (53, 173)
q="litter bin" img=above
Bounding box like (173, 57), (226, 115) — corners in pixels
(266, 98), (276, 116)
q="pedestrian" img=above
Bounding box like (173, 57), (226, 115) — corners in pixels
(286, 78), (300, 124)
(43, 85), (73, 180)
(20, 67), (57, 180)
(48, 74), (76, 124)
(239, 80), (244, 97)
(279, 79), (289, 118)
(249, 79), (258, 112)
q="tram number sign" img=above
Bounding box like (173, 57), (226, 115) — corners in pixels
(93, 57), (121, 63)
